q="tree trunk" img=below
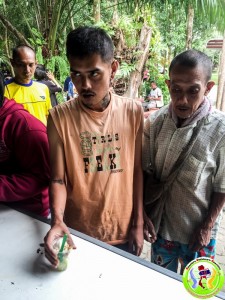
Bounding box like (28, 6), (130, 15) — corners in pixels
(1, 0), (13, 75)
(18, 5), (36, 41)
(69, 1), (75, 30)
(216, 31), (225, 111)
(185, 4), (194, 50)
(168, 47), (173, 65)
(48, 0), (63, 55)
(125, 24), (152, 99)
(0, 12), (30, 46)
(32, 0), (41, 32)
(3, 28), (14, 76)
(112, 0), (119, 25)
(93, 0), (101, 23)
(115, 29), (125, 54)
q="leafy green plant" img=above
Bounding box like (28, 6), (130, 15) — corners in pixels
(117, 15), (138, 48)
(35, 46), (44, 65)
(94, 20), (115, 36)
(46, 55), (69, 84)
(28, 27), (45, 47)
(116, 61), (136, 78)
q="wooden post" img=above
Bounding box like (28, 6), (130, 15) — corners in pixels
(216, 31), (225, 111)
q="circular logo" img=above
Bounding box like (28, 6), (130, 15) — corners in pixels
(183, 257), (224, 299)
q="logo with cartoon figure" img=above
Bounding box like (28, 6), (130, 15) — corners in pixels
(182, 257), (224, 298)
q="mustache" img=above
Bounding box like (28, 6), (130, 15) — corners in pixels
(81, 90), (95, 96)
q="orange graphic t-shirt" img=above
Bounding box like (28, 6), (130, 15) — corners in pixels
(50, 92), (143, 244)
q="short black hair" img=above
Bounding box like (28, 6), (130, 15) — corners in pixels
(0, 71), (4, 107)
(66, 26), (114, 63)
(169, 49), (213, 82)
(34, 64), (47, 80)
(12, 45), (36, 60)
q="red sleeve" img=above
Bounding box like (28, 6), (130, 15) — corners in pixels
(0, 118), (50, 202)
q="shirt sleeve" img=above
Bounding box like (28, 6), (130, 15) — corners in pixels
(0, 121), (50, 201)
(213, 146), (225, 193)
(47, 81), (62, 93)
(63, 77), (70, 92)
(157, 88), (162, 97)
(67, 81), (73, 98)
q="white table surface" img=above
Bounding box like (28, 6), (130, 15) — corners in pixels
(0, 205), (224, 300)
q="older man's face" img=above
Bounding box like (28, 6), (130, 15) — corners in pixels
(166, 65), (214, 119)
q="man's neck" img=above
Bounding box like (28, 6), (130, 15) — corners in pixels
(100, 93), (111, 111)
(14, 77), (32, 85)
(82, 92), (111, 112)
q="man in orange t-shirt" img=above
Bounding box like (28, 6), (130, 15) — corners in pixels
(44, 26), (145, 268)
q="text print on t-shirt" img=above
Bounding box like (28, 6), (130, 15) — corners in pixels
(80, 131), (123, 174)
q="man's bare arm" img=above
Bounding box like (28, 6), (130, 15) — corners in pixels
(44, 115), (76, 267)
(129, 109), (144, 256)
(47, 114), (67, 225)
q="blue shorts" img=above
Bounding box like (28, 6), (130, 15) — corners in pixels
(151, 235), (216, 273)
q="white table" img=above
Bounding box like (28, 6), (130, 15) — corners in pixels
(0, 205), (224, 300)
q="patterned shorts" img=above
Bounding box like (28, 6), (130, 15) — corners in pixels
(151, 235), (216, 273)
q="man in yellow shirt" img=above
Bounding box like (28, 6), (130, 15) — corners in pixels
(4, 45), (51, 125)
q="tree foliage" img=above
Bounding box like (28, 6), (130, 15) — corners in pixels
(0, 0), (225, 96)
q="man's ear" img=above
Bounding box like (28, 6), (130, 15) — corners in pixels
(111, 60), (119, 80)
(205, 81), (215, 95)
(165, 79), (170, 88)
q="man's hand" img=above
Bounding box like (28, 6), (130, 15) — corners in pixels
(189, 192), (225, 252)
(128, 224), (144, 256)
(189, 225), (211, 252)
(44, 222), (76, 267)
(46, 71), (55, 81)
(143, 210), (157, 243)
(147, 96), (154, 101)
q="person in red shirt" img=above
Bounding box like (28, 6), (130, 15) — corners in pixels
(0, 71), (50, 217)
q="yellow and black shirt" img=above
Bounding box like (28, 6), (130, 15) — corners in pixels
(4, 78), (52, 125)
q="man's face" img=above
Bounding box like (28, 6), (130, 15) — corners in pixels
(11, 48), (37, 84)
(151, 82), (157, 89)
(166, 65), (214, 119)
(69, 53), (118, 111)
